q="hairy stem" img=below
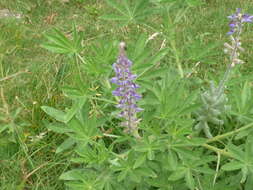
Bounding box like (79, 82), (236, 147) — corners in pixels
(202, 144), (232, 157)
(207, 122), (253, 143)
(216, 24), (242, 98)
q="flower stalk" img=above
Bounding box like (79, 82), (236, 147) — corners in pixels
(196, 9), (253, 138)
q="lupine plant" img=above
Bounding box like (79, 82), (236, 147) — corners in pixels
(41, 7), (253, 190)
(196, 8), (253, 138)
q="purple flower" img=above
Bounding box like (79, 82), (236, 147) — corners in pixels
(111, 42), (142, 135)
(242, 14), (253, 23)
(227, 8), (253, 35)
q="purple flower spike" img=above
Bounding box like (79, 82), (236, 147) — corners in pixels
(111, 42), (142, 137)
(227, 8), (253, 35)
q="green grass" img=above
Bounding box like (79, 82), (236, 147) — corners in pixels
(0, 0), (253, 189)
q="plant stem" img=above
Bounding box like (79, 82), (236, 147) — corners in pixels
(202, 144), (232, 157)
(90, 96), (117, 104)
(170, 40), (184, 78)
(74, 53), (84, 82)
(216, 24), (242, 98)
(77, 53), (87, 65)
(207, 122), (253, 143)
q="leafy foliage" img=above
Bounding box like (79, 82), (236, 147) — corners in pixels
(42, 24), (83, 56)
(100, 0), (156, 27)
(40, 13), (253, 188)
(2, 0), (253, 189)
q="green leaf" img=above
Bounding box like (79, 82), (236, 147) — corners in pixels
(241, 166), (248, 183)
(62, 86), (86, 99)
(245, 134), (253, 160)
(135, 167), (157, 178)
(173, 147), (200, 160)
(42, 28), (73, 54)
(133, 0), (149, 15)
(44, 28), (72, 48)
(105, 0), (127, 16)
(168, 167), (186, 181)
(133, 34), (147, 58)
(41, 43), (71, 54)
(167, 150), (178, 171)
(187, 137), (207, 146)
(46, 122), (73, 134)
(129, 171), (142, 183)
(65, 98), (86, 123)
(133, 153), (146, 169)
(185, 169), (195, 190)
(102, 0), (154, 26)
(241, 81), (250, 110)
(41, 106), (66, 123)
(193, 167), (215, 174)
(235, 128), (253, 140)
(140, 68), (168, 80)
(134, 48), (169, 73)
(0, 124), (10, 133)
(99, 14), (129, 21)
(60, 169), (87, 181)
(42, 27), (82, 55)
(147, 150), (155, 160)
(56, 137), (76, 154)
(117, 170), (128, 182)
(222, 161), (244, 171)
(245, 173), (253, 190)
(226, 144), (245, 161)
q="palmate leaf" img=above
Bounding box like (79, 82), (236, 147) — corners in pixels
(167, 150), (178, 171)
(230, 81), (253, 124)
(168, 167), (186, 181)
(199, 174), (241, 190)
(172, 147), (200, 160)
(100, 0), (155, 27)
(167, 167), (196, 190)
(157, 0), (202, 7)
(105, 0), (127, 16)
(134, 48), (169, 74)
(135, 48), (169, 79)
(133, 153), (146, 169)
(226, 144), (245, 162)
(60, 168), (95, 181)
(67, 116), (100, 143)
(245, 173), (253, 190)
(185, 40), (222, 63)
(56, 137), (76, 154)
(222, 137), (253, 183)
(42, 99), (103, 153)
(245, 134), (253, 161)
(114, 34), (170, 82)
(60, 169), (103, 190)
(222, 161), (244, 171)
(141, 72), (198, 122)
(42, 24), (83, 55)
(41, 106), (66, 123)
(132, 34), (147, 58)
(185, 169), (195, 190)
(74, 141), (110, 165)
(86, 40), (116, 76)
(41, 98), (86, 124)
(112, 151), (158, 185)
(99, 14), (129, 21)
(60, 160), (119, 190)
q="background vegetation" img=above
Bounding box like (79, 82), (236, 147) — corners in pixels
(0, 0), (253, 189)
